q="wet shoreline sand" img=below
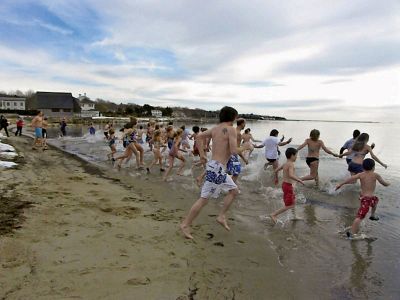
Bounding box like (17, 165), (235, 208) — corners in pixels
(0, 136), (301, 299)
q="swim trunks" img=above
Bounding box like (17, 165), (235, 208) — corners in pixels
(267, 158), (277, 163)
(348, 162), (363, 174)
(306, 157), (319, 166)
(227, 154), (241, 176)
(346, 158), (352, 165)
(109, 138), (116, 148)
(201, 160), (237, 199)
(35, 127), (42, 138)
(357, 195), (379, 219)
(282, 182), (295, 206)
(167, 138), (174, 149)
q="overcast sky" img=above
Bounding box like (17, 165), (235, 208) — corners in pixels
(0, 0), (399, 121)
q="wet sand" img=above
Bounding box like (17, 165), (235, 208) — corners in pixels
(0, 136), (302, 299)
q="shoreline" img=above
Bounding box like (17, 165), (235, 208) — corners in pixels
(0, 135), (295, 299)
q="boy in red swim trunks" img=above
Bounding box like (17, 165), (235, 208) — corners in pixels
(336, 158), (390, 238)
(271, 148), (304, 224)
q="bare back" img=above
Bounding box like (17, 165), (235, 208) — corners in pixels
(282, 161), (296, 184)
(241, 133), (252, 143)
(206, 123), (237, 165)
(306, 139), (323, 157)
(359, 171), (378, 196)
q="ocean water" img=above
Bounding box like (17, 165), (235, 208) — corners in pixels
(44, 120), (400, 298)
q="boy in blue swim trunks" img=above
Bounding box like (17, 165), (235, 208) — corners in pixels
(180, 106), (239, 239)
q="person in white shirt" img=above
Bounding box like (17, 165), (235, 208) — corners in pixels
(254, 129), (292, 184)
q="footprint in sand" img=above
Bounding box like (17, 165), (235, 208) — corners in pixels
(99, 206), (141, 219)
(213, 242), (224, 247)
(126, 277), (151, 286)
(144, 208), (177, 221)
(206, 233), (214, 239)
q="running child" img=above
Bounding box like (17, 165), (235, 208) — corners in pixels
(340, 133), (386, 176)
(146, 130), (166, 173)
(335, 158), (390, 238)
(180, 125), (191, 151)
(296, 129), (339, 185)
(107, 128), (117, 162)
(241, 128), (260, 159)
(89, 123), (96, 135)
(163, 128), (186, 181)
(254, 129), (292, 184)
(270, 148), (304, 224)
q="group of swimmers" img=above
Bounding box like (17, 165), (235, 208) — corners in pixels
(97, 107), (389, 240)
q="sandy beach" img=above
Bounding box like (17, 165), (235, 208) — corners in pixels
(0, 135), (302, 299)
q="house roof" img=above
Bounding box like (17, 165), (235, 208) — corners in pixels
(35, 92), (75, 109)
(0, 94), (26, 99)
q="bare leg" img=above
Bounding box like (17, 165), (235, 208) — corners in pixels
(116, 147), (132, 168)
(369, 205), (379, 220)
(301, 161), (319, 182)
(270, 204), (294, 224)
(180, 197), (209, 239)
(134, 143), (145, 166)
(350, 217), (362, 234)
(216, 189), (238, 231)
(176, 155), (186, 175)
(272, 161), (279, 185)
(129, 144), (140, 168)
(163, 156), (174, 181)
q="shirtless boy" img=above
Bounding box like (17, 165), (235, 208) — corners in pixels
(335, 158), (390, 238)
(271, 148), (304, 224)
(180, 106), (239, 239)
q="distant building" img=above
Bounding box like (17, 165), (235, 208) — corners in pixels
(0, 94), (26, 111)
(32, 92), (80, 118)
(79, 97), (96, 111)
(151, 109), (162, 118)
(77, 96), (99, 118)
(172, 111), (186, 118)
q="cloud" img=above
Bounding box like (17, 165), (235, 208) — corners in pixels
(33, 18), (73, 35)
(278, 38), (400, 75)
(0, 0), (399, 122)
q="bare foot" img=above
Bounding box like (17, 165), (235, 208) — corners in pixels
(216, 216), (230, 231)
(270, 214), (277, 224)
(180, 224), (193, 239)
(177, 172), (184, 176)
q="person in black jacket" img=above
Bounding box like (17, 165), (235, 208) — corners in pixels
(0, 115), (10, 137)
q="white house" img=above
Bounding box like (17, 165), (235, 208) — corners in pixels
(0, 95), (26, 110)
(151, 109), (162, 118)
(77, 95), (99, 118)
(79, 95), (96, 111)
